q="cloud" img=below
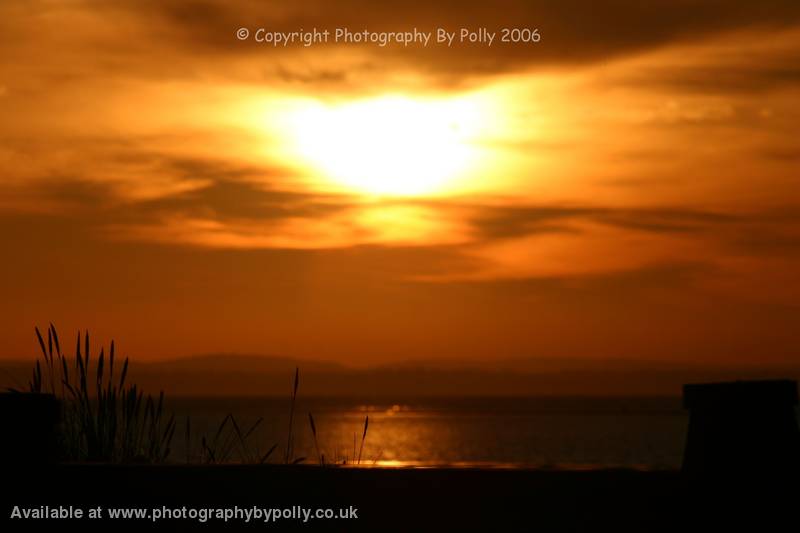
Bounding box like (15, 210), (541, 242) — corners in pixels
(760, 147), (800, 162)
(139, 0), (800, 82)
(462, 204), (739, 241)
(4, 0), (800, 90)
(628, 64), (800, 95)
(6, 159), (798, 307)
(610, 30), (800, 95)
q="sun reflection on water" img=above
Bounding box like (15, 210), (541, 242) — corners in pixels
(168, 397), (687, 469)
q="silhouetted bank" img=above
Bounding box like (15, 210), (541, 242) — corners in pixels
(3, 379), (799, 531)
(4, 464), (799, 531)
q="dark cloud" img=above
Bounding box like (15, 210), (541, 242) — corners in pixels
(273, 65), (353, 86)
(592, 208), (737, 234)
(0, 175), (115, 212)
(160, 1), (800, 70)
(463, 205), (592, 239)
(438, 261), (712, 293)
(760, 147), (800, 162)
(110, 153), (355, 224)
(732, 231), (800, 255)
(0, 148), (357, 229)
(6, 157), (798, 264)
(9, 0), (796, 88)
(462, 204), (739, 241)
(133, 178), (354, 223)
(619, 61), (800, 95)
(722, 206), (800, 256)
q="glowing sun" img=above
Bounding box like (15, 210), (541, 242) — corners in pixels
(287, 95), (486, 196)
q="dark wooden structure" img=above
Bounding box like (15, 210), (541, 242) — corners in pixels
(0, 392), (60, 464)
(682, 379), (800, 473)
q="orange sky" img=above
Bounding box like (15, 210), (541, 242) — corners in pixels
(1, 1), (799, 366)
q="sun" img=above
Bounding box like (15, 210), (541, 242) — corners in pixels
(286, 95), (486, 196)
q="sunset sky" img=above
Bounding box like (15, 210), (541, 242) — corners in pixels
(1, 1), (799, 366)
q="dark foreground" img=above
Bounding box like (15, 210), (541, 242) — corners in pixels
(4, 464), (798, 531)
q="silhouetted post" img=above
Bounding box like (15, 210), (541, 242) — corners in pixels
(682, 380), (800, 473)
(0, 393), (60, 464)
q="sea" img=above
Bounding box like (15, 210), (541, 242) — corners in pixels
(166, 396), (696, 469)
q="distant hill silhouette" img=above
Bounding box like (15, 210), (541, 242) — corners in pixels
(151, 353), (346, 373)
(2, 354), (798, 397)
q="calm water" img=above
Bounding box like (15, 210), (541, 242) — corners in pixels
(167, 396), (691, 469)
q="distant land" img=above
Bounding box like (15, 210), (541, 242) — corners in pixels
(2, 354), (798, 397)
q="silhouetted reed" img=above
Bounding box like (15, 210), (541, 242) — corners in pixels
(306, 411), (370, 466)
(17, 325), (375, 467)
(284, 367), (299, 464)
(309, 412), (324, 465)
(358, 415), (369, 465)
(194, 413), (277, 464)
(20, 324), (175, 463)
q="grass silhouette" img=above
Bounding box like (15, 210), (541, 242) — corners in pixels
(194, 413), (278, 464)
(15, 325), (373, 466)
(305, 410), (371, 466)
(17, 324), (175, 462)
(284, 367), (299, 464)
